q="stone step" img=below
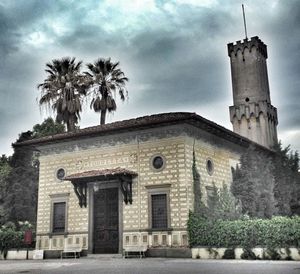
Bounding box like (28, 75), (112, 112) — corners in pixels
(87, 253), (123, 259)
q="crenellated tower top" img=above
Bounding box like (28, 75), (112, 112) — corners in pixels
(228, 36), (268, 59)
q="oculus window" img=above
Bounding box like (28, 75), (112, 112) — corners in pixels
(151, 155), (166, 171)
(56, 168), (66, 180)
(206, 159), (214, 176)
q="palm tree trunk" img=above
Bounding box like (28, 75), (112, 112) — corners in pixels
(100, 109), (106, 125)
(67, 115), (76, 132)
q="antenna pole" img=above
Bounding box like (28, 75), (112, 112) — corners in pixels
(242, 4), (248, 39)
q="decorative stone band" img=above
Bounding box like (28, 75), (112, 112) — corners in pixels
(229, 101), (278, 124)
(191, 247), (300, 260)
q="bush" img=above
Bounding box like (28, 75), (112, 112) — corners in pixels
(241, 248), (257, 260)
(222, 248), (235, 259)
(188, 213), (300, 249)
(264, 248), (281, 260)
(0, 221), (35, 259)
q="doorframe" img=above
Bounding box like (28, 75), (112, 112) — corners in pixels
(88, 180), (123, 254)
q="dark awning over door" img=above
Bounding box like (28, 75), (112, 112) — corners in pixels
(64, 167), (137, 208)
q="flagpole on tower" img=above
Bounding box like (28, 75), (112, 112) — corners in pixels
(242, 4), (248, 39)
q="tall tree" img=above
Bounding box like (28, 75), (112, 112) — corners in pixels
(273, 142), (300, 215)
(85, 58), (129, 125)
(2, 118), (67, 226)
(231, 146), (276, 218)
(0, 155), (11, 224)
(5, 132), (38, 225)
(38, 57), (86, 132)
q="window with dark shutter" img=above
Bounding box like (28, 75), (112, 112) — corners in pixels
(151, 194), (167, 229)
(53, 202), (66, 233)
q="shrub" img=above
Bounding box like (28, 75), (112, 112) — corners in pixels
(264, 248), (281, 260)
(188, 213), (300, 249)
(241, 248), (257, 260)
(0, 221), (35, 259)
(222, 248), (235, 259)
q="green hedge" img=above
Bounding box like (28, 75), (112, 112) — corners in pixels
(188, 213), (300, 248)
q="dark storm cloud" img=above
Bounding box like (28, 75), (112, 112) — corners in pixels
(262, 0), (300, 137)
(0, 5), (19, 56)
(0, 0), (300, 155)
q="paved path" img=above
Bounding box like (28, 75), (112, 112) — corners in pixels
(0, 258), (299, 274)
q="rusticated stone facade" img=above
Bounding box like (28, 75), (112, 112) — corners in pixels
(14, 113), (256, 256)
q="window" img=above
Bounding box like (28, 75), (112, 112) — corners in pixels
(53, 202), (66, 233)
(206, 159), (214, 175)
(146, 184), (170, 230)
(150, 154), (166, 171)
(56, 168), (66, 180)
(153, 156), (164, 170)
(151, 194), (168, 229)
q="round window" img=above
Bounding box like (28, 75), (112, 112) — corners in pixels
(153, 156), (164, 170)
(206, 159), (214, 175)
(56, 168), (66, 180)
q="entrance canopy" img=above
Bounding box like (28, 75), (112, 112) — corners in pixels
(64, 167), (137, 208)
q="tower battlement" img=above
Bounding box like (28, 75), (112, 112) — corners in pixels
(227, 36), (268, 59)
(228, 35), (277, 149)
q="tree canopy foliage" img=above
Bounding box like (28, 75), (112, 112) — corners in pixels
(193, 150), (242, 221)
(0, 118), (66, 226)
(38, 57), (87, 132)
(32, 117), (65, 138)
(38, 57), (129, 130)
(231, 144), (300, 218)
(0, 155), (11, 224)
(273, 142), (300, 215)
(231, 146), (276, 218)
(5, 132), (38, 225)
(85, 58), (129, 125)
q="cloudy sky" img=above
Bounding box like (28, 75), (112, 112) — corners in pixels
(1, 0), (299, 156)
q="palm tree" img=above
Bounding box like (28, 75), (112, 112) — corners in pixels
(38, 57), (86, 132)
(85, 58), (129, 125)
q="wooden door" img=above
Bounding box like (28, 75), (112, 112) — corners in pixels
(93, 187), (119, 253)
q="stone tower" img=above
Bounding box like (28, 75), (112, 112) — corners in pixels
(228, 36), (278, 149)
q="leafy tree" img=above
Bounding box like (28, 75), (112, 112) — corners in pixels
(231, 146), (276, 218)
(4, 132), (38, 225)
(38, 57), (86, 132)
(0, 155), (11, 225)
(193, 149), (241, 220)
(273, 142), (300, 215)
(2, 118), (67, 226)
(289, 151), (300, 215)
(214, 183), (242, 221)
(85, 58), (129, 125)
(32, 117), (65, 138)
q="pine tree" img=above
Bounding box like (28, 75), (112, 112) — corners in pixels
(0, 155), (11, 224)
(192, 149), (202, 215)
(5, 132), (38, 225)
(231, 145), (276, 218)
(273, 143), (300, 215)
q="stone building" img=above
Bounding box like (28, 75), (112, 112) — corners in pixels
(15, 36), (277, 257)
